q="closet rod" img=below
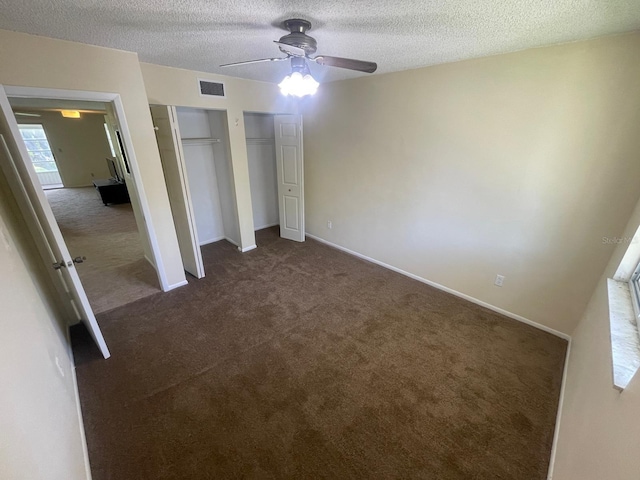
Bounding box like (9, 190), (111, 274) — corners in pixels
(181, 137), (221, 146)
(246, 138), (274, 145)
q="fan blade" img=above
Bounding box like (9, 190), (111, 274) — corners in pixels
(311, 56), (377, 73)
(220, 57), (288, 67)
(273, 41), (306, 57)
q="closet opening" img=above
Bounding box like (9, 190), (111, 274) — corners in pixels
(244, 112), (279, 234)
(176, 107), (240, 250)
(151, 106), (239, 279)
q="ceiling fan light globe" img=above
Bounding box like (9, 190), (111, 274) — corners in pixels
(303, 74), (319, 95)
(277, 74), (293, 96)
(279, 71), (319, 97)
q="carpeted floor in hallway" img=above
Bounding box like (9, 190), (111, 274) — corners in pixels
(72, 227), (567, 479)
(46, 187), (160, 314)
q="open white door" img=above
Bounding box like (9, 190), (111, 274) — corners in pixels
(274, 114), (305, 242)
(150, 105), (204, 278)
(0, 86), (110, 359)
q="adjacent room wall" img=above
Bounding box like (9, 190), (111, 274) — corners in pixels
(302, 32), (640, 335)
(0, 29), (186, 290)
(552, 195), (640, 479)
(0, 156), (89, 479)
(16, 110), (112, 187)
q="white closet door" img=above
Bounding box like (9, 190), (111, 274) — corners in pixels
(274, 115), (304, 242)
(150, 105), (204, 278)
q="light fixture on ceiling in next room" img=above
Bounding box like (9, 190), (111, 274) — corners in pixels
(61, 110), (81, 118)
(278, 57), (319, 97)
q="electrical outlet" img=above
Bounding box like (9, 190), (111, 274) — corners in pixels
(327, 220), (332, 229)
(494, 274), (505, 287)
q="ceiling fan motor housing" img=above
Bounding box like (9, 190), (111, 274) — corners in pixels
(290, 56), (311, 74)
(279, 19), (317, 55)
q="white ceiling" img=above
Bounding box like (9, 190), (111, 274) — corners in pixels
(0, 1), (639, 83)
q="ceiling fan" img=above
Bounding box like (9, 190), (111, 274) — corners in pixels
(220, 19), (378, 97)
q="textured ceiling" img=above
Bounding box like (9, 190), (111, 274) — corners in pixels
(0, 1), (639, 83)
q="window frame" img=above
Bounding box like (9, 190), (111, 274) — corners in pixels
(629, 261), (640, 327)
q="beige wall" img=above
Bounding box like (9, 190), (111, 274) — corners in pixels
(552, 195), (640, 479)
(141, 63), (297, 250)
(0, 29), (185, 289)
(16, 111), (112, 187)
(0, 157), (89, 479)
(302, 32), (640, 335)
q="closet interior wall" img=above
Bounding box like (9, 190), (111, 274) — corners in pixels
(244, 112), (279, 232)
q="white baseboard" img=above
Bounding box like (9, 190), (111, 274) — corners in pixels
(255, 222), (279, 231)
(164, 279), (188, 291)
(305, 233), (571, 341)
(144, 255), (156, 270)
(547, 339), (572, 480)
(200, 235), (226, 246)
(239, 244), (257, 253)
(199, 236), (245, 249)
(224, 237), (239, 247)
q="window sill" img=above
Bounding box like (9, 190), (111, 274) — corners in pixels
(607, 278), (640, 390)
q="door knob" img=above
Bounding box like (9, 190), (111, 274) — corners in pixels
(73, 256), (87, 264)
(52, 260), (65, 270)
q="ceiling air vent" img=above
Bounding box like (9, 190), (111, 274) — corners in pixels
(198, 79), (225, 98)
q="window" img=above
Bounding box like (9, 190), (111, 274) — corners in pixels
(18, 124), (62, 188)
(115, 130), (130, 175)
(608, 230), (640, 390)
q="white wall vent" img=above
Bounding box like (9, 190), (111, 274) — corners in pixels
(198, 79), (225, 98)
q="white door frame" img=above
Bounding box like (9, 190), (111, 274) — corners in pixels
(0, 86), (110, 357)
(4, 85), (170, 291)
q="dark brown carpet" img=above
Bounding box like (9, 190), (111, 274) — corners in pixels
(72, 227), (567, 480)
